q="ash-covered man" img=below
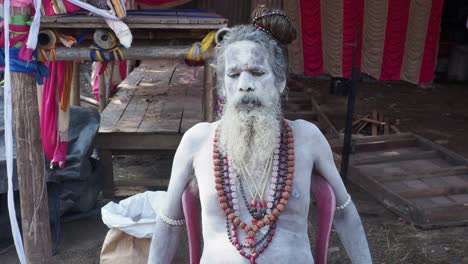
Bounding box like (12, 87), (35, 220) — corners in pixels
(148, 7), (372, 264)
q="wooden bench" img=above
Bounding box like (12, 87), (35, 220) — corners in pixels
(95, 60), (205, 197)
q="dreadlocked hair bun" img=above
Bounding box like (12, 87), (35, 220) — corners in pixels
(251, 6), (297, 45)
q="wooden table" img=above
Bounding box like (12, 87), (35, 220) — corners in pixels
(39, 11), (227, 197)
(95, 60), (205, 197)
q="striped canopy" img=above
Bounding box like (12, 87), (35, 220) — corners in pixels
(301, 0), (444, 85)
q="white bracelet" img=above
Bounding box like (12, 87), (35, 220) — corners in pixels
(336, 195), (352, 211)
(159, 213), (185, 226)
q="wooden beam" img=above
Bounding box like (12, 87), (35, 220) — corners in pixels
(11, 7), (52, 263)
(203, 63), (215, 122)
(44, 46), (213, 61)
(352, 150), (439, 165)
(70, 61), (81, 106)
(377, 165), (468, 182)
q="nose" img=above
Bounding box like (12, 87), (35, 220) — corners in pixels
(238, 72), (255, 92)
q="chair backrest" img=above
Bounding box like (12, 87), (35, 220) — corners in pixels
(181, 174), (336, 264)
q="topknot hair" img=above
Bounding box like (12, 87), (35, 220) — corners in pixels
(251, 6), (297, 45)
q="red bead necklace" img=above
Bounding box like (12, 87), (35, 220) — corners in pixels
(213, 119), (295, 263)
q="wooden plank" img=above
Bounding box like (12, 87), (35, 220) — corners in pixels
(352, 150), (439, 165)
(95, 133), (182, 150)
(115, 95), (150, 132)
(181, 96), (203, 133)
(352, 138), (418, 153)
(99, 89), (134, 132)
(119, 65), (147, 89)
(398, 177), (468, 199)
(137, 98), (165, 133)
(414, 134), (468, 166)
(378, 165), (468, 182)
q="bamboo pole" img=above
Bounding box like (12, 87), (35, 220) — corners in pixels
(42, 46), (213, 61)
(10, 6), (52, 263)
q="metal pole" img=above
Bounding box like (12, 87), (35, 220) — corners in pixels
(340, 30), (360, 183)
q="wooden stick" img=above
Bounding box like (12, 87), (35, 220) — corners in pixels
(372, 110), (378, 135)
(45, 46), (214, 61)
(361, 117), (386, 126)
(203, 62), (214, 122)
(10, 7), (52, 263)
(384, 117), (390, 135)
(80, 95), (99, 106)
(98, 63), (107, 112)
(70, 61), (81, 106)
(106, 62), (115, 103)
(390, 125), (401, 134)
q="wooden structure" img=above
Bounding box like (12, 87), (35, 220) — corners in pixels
(40, 10), (227, 117)
(95, 60), (204, 196)
(37, 12), (227, 197)
(332, 133), (468, 229)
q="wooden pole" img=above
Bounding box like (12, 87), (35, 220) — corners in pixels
(203, 62), (214, 122)
(10, 7), (52, 263)
(43, 46), (213, 61)
(70, 61), (81, 106)
(98, 68), (106, 112)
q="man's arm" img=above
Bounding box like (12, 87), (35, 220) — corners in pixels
(310, 124), (372, 263)
(148, 123), (209, 264)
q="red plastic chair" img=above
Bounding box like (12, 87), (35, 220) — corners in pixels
(182, 174), (336, 264)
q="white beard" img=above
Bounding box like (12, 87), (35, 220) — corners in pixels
(219, 93), (282, 174)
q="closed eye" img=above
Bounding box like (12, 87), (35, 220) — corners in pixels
(250, 70), (265, 77)
(227, 72), (240, 78)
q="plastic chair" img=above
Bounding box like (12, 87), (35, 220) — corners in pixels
(182, 174), (336, 264)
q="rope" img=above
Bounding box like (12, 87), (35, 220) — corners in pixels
(185, 30), (216, 66)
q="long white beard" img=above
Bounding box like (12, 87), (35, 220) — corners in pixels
(219, 94), (282, 173)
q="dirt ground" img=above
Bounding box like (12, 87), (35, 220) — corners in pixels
(1, 69), (467, 263)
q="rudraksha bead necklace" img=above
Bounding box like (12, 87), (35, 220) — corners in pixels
(213, 119), (295, 263)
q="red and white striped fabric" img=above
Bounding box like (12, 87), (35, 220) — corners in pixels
(301, 0), (444, 85)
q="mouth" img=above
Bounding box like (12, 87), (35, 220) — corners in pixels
(237, 95), (262, 109)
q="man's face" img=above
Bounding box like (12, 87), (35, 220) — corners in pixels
(223, 40), (280, 111)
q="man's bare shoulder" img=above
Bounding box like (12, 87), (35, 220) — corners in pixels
(179, 121), (218, 150)
(287, 119), (326, 144)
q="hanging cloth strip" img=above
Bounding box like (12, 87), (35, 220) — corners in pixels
(40, 60), (73, 168)
(3, 1), (27, 262)
(185, 30), (216, 66)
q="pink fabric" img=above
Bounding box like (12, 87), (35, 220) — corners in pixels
(93, 61), (126, 101)
(8, 0), (32, 7)
(301, 0), (323, 75)
(181, 174), (336, 264)
(42, 0), (56, 15)
(418, 0), (444, 84)
(41, 61), (69, 167)
(42, 0), (81, 15)
(41, 61), (60, 161)
(379, 0), (411, 80)
(342, 0), (364, 78)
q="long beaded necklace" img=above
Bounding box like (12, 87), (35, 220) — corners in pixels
(213, 119), (295, 264)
